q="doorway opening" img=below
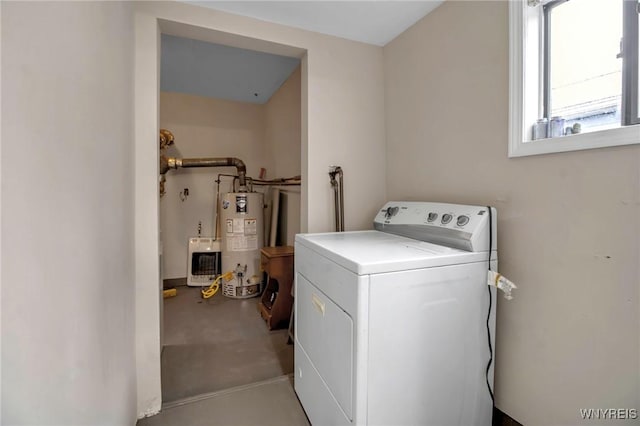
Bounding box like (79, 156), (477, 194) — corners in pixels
(158, 32), (303, 404)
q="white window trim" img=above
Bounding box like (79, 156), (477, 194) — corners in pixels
(509, 0), (640, 158)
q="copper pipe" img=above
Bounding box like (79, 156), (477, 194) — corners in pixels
(250, 181), (300, 186)
(160, 156), (248, 191)
(329, 166), (344, 232)
(159, 129), (174, 150)
(250, 175), (301, 184)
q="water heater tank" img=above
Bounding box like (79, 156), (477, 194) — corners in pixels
(220, 192), (264, 298)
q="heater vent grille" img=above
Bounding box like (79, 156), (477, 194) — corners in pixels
(187, 237), (222, 287)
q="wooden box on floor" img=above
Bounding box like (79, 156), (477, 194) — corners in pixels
(258, 246), (294, 330)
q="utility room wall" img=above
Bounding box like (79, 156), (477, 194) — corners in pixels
(160, 67), (301, 279)
(2, 2), (136, 424)
(264, 66), (302, 245)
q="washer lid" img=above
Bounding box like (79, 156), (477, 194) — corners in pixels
(295, 231), (488, 275)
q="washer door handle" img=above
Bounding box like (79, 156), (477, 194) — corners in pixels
(311, 294), (325, 316)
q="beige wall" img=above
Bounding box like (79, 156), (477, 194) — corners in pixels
(2, 2), (136, 424)
(159, 92), (267, 279)
(265, 66), (302, 245)
(265, 66), (302, 179)
(384, 1), (640, 425)
(135, 2), (386, 415)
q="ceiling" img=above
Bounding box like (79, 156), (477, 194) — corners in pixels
(161, 34), (301, 104)
(187, 1), (444, 46)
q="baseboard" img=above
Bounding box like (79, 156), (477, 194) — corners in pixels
(163, 277), (187, 289)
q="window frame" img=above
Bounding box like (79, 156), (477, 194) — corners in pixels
(622, 0), (640, 125)
(509, 0), (640, 158)
(542, 0), (569, 120)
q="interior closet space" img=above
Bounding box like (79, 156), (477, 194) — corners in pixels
(158, 33), (302, 404)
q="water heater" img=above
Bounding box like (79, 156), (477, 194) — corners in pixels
(220, 192), (264, 298)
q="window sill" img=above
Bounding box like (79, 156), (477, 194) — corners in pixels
(508, 124), (640, 158)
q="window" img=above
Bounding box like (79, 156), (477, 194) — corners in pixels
(509, 0), (640, 157)
(622, 0), (640, 125)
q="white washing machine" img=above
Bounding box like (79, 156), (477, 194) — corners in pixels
(294, 202), (497, 426)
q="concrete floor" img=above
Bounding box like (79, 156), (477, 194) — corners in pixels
(160, 285), (293, 403)
(138, 284), (302, 424)
(138, 375), (309, 426)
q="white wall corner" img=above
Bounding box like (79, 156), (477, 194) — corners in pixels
(134, 10), (162, 419)
(0, 1), (4, 421)
(300, 55), (309, 233)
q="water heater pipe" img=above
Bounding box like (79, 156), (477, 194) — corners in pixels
(160, 156), (248, 191)
(329, 166), (344, 232)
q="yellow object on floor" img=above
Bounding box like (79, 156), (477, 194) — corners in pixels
(163, 288), (177, 298)
(202, 271), (235, 299)
(201, 282), (219, 299)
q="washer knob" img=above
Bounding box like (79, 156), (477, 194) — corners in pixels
(456, 215), (470, 227)
(385, 206), (399, 218)
(441, 214), (453, 224)
(427, 212), (438, 222)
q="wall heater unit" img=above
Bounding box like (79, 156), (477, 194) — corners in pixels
(187, 237), (221, 287)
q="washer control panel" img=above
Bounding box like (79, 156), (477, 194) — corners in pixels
(384, 206), (400, 219)
(456, 215), (470, 227)
(375, 203), (484, 229)
(373, 201), (496, 252)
